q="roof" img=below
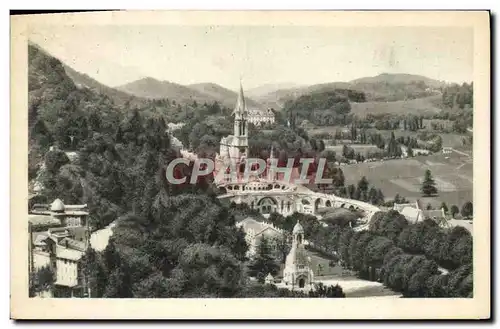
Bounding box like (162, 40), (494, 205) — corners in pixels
(58, 238), (87, 252)
(447, 219), (473, 234)
(237, 217), (265, 233)
(237, 217), (282, 238)
(293, 221), (304, 234)
(393, 203), (417, 212)
(50, 199), (65, 212)
(63, 210), (89, 216)
(400, 207), (422, 223)
(56, 246), (84, 261)
(28, 214), (61, 227)
(32, 232), (49, 246)
(64, 204), (88, 210)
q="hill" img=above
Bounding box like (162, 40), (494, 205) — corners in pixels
(255, 73), (445, 110)
(63, 65), (147, 107)
(187, 82), (263, 109)
(118, 79), (264, 109)
(116, 77), (212, 104)
(350, 73), (444, 89)
(350, 95), (443, 117)
(246, 82), (305, 99)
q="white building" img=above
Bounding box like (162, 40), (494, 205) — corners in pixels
(283, 221), (314, 289)
(442, 147), (453, 154)
(393, 200), (446, 224)
(236, 217), (284, 257)
(247, 108), (275, 126)
(30, 199), (89, 228)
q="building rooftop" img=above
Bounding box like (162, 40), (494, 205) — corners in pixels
(51, 198), (65, 212)
(400, 207), (422, 224)
(237, 217), (283, 238)
(28, 214), (61, 227)
(32, 232), (49, 246)
(58, 237), (87, 252)
(56, 245), (84, 261)
(447, 219), (473, 234)
(292, 221), (305, 234)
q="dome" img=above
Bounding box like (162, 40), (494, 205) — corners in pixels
(292, 221), (304, 234)
(50, 198), (65, 212)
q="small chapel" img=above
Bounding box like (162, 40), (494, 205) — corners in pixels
(283, 220), (314, 288)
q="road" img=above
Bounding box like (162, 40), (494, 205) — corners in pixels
(450, 148), (471, 157)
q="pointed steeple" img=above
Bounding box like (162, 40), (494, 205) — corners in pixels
(232, 79), (247, 116)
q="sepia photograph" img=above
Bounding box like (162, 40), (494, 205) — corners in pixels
(10, 10), (490, 319)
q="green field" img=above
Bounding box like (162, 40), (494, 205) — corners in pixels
(350, 95), (443, 117)
(324, 144), (380, 156)
(340, 153), (473, 208)
(309, 125), (470, 150)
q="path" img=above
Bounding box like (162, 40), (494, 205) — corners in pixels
(450, 148), (471, 157)
(90, 221), (116, 252)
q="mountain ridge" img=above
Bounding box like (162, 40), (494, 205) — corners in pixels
(253, 73), (448, 109)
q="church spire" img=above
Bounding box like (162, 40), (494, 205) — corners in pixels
(233, 79), (247, 116)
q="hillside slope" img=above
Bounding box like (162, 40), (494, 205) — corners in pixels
(350, 73), (444, 88)
(255, 73), (445, 110)
(117, 77), (210, 104)
(118, 78), (264, 109)
(245, 82), (304, 99)
(187, 82), (263, 109)
(350, 95), (443, 117)
(63, 65), (146, 107)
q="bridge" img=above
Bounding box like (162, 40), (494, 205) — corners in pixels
(217, 179), (380, 231)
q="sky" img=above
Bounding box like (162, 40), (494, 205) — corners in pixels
(29, 25), (473, 90)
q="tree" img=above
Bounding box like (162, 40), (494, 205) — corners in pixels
(318, 140), (326, 152)
(450, 205), (460, 218)
(357, 176), (369, 197)
(309, 282), (345, 297)
(368, 187), (379, 205)
(80, 248), (108, 297)
(461, 201), (473, 219)
(45, 150), (70, 174)
(421, 169), (438, 197)
(30, 265), (55, 296)
(407, 144), (414, 157)
(271, 233), (291, 264)
(440, 202), (448, 214)
(103, 238), (121, 274)
(248, 236), (280, 282)
(347, 184), (356, 199)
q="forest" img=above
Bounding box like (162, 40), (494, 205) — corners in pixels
(28, 44), (347, 298)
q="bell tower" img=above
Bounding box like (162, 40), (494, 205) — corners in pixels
(232, 81), (249, 158)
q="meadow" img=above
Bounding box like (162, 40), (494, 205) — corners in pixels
(309, 125), (470, 150)
(340, 153), (473, 208)
(324, 144), (380, 156)
(350, 95), (443, 117)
